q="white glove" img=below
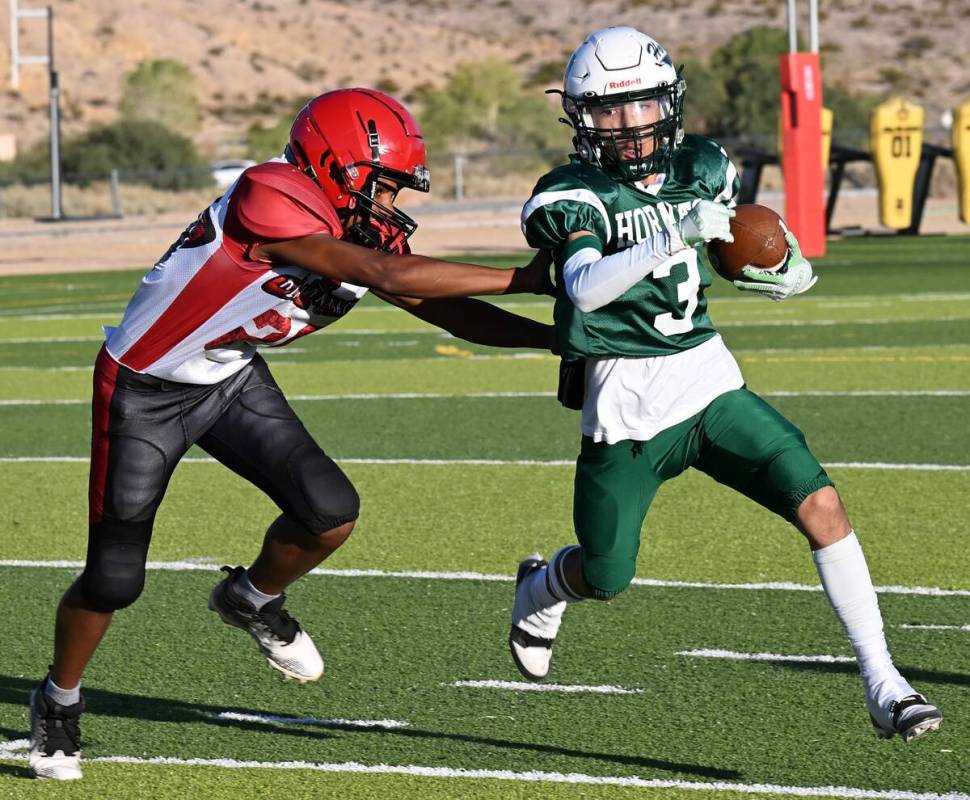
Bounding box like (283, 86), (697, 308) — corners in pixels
(733, 230), (818, 302)
(670, 200), (735, 250)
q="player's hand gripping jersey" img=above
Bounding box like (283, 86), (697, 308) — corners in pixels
(522, 135), (746, 443)
(105, 160), (367, 384)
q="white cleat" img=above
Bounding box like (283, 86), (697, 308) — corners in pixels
(508, 554), (566, 682)
(28, 688), (83, 780)
(869, 693), (943, 742)
(209, 566), (324, 683)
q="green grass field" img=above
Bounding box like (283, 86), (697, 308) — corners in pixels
(1, 235), (969, 799)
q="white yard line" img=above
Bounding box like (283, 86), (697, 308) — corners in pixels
(1, 559), (968, 598)
(214, 711), (410, 730)
(716, 315), (968, 328)
(2, 342), (969, 371)
(820, 462), (970, 472)
(0, 335), (104, 344)
(2, 390), (968, 406)
(288, 391), (554, 400)
(0, 365), (90, 372)
(2, 456), (968, 471)
(0, 398), (87, 405)
(762, 391), (970, 398)
(677, 649), (856, 664)
(448, 680), (643, 695)
(0, 738), (964, 800)
(1, 317), (967, 346)
(896, 623), (970, 632)
(3, 290), (969, 320)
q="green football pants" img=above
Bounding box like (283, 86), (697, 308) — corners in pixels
(573, 388), (833, 598)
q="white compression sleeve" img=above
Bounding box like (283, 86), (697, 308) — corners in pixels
(562, 230), (679, 313)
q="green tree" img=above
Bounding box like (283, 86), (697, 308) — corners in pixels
(824, 85), (880, 149)
(65, 120), (211, 189)
(708, 26), (793, 142)
(416, 60), (569, 154)
(0, 121), (213, 189)
(0, 138), (49, 183)
(245, 100), (307, 162)
(120, 59), (201, 136)
(680, 59), (728, 136)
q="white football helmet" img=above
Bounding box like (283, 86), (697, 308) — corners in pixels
(560, 26), (685, 180)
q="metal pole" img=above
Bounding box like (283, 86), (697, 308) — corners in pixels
(787, 0), (798, 53)
(809, 0), (819, 53)
(9, 0), (18, 89)
(46, 5), (62, 219)
(110, 168), (122, 216)
(454, 154), (465, 201)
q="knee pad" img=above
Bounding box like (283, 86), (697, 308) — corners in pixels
(582, 553), (637, 600)
(79, 521), (152, 611)
(285, 442), (360, 533)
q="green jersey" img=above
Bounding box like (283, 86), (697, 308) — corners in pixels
(521, 134), (740, 360)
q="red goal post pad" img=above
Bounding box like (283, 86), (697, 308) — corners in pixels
(779, 52), (826, 258)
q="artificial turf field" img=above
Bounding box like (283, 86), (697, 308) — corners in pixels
(0, 235), (968, 799)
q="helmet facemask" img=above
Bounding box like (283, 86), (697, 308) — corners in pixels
(564, 77), (685, 181)
(342, 164), (430, 253)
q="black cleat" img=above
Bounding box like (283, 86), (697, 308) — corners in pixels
(209, 566), (323, 683)
(870, 693), (943, 742)
(28, 684), (84, 780)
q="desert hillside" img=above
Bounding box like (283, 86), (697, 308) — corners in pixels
(1, 0), (967, 156)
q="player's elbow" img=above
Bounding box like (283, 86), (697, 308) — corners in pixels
(372, 261), (424, 295)
(357, 254), (408, 294)
(566, 283), (604, 314)
(572, 294), (602, 314)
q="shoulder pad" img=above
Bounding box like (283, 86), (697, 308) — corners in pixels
(669, 135), (740, 205)
(521, 160), (617, 249)
(229, 163), (342, 241)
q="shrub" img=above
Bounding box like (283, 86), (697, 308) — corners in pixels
(708, 26), (794, 142)
(0, 120), (213, 190)
(414, 60), (570, 155)
(120, 59), (201, 136)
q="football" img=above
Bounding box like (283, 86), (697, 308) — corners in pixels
(707, 204), (790, 281)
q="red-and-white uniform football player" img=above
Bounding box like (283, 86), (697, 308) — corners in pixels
(27, 88), (556, 781)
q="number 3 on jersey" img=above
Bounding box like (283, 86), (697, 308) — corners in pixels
(652, 249), (700, 336)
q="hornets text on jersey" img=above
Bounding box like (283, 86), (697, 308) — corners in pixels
(521, 134), (740, 362)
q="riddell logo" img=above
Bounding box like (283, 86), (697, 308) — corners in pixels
(608, 78), (642, 89)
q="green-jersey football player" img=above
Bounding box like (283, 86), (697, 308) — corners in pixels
(510, 25), (941, 742)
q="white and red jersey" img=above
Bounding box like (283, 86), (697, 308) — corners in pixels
(105, 159), (367, 384)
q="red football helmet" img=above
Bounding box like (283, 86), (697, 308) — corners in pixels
(287, 88), (431, 252)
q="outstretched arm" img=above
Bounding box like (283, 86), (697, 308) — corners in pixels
(258, 235), (552, 299)
(375, 291), (556, 352)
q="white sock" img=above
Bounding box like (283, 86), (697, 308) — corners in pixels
(44, 675), (81, 706)
(513, 546), (584, 640)
(531, 545), (586, 606)
(812, 531), (913, 708)
(234, 569), (280, 611)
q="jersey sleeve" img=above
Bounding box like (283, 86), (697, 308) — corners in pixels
(712, 149), (741, 208)
(226, 164), (343, 244)
(672, 135), (741, 207)
(520, 172), (612, 253)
